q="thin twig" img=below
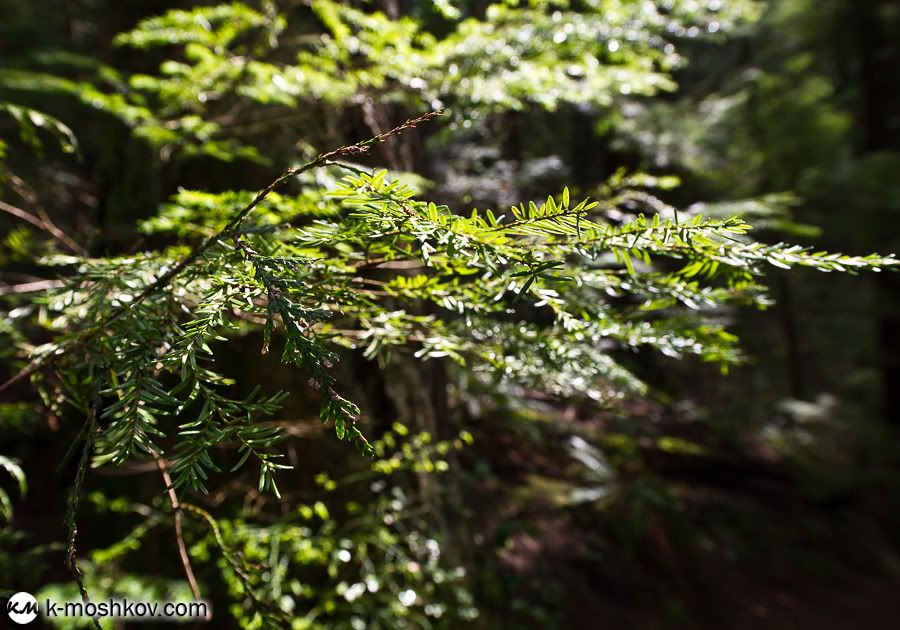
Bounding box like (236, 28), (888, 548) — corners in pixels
(4, 174), (87, 255)
(0, 109), (441, 395)
(180, 502), (291, 623)
(0, 279), (64, 295)
(151, 449), (205, 606)
(0, 199), (48, 231)
(64, 391), (102, 630)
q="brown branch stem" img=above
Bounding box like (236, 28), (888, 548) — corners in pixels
(4, 173), (87, 255)
(151, 449), (204, 605)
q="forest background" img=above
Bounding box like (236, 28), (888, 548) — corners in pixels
(1, 0), (900, 628)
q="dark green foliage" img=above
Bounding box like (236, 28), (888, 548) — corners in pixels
(1, 1), (898, 627)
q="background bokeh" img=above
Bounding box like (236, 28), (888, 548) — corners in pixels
(2, 1), (899, 628)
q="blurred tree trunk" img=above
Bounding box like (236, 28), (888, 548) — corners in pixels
(853, 0), (900, 425)
(359, 77), (466, 558)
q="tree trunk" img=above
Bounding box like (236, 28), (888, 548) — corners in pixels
(853, 0), (900, 425)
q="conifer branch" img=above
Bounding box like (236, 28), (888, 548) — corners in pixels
(0, 110), (441, 395)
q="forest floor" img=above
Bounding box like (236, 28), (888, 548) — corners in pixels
(467, 398), (900, 629)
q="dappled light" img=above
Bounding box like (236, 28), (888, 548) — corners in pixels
(1, 0), (899, 628)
